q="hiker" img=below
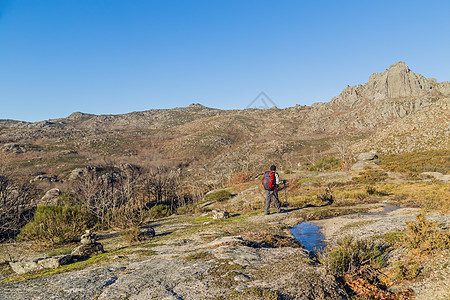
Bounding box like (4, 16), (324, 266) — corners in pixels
(262, 165), (286, 215)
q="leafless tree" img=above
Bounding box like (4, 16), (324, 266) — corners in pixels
(331, 136), (354, 171)
(0, 167), (37, 239)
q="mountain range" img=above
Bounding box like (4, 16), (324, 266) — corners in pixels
(1, 61), (448, 180)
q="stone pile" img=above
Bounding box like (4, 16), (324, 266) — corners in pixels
(8, 231), (105, 274)
(71, 230), (104, 257)
(212, 209), (230, 219)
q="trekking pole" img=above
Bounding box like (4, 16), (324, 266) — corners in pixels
(284, 184), (288, 213)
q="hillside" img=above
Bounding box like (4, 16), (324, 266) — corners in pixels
(0, 62), (448, 186)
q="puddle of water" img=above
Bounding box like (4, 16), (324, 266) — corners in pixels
(291, 203), (401, 254)
(291, 221), (326, 253)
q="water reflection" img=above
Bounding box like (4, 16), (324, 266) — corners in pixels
(291, 221), (326, 253)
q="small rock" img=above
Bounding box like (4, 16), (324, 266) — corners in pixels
(421, 172), (450, 183)
(9, 260), (40, 274)
(212, 209), (230, 219)
(71, 243), (104, 257)
(357, 152), (378, 161)
(40, 188), (61, 205)
(37, 255), (72, 269)
(137, 227), (155, 241)
(234, 274), (250, 282)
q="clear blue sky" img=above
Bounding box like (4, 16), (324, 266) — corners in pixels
(1, 0), (449, 122)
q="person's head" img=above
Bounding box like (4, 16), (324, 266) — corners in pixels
(270, 165), (276, 171)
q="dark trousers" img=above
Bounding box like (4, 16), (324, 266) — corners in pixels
(265, 190), (281, 214)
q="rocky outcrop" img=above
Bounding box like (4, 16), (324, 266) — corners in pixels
(331, 62), (441, 108)
(31, 175), (58, 183)
(9, 255), (72, 274)
(363, 61), (435, 100)
(421, 172), (450, 183)
(1, 143), (27, 153)
(352, 99), (449, 153)
(351, 152), (380, 172)
(39, 188), (61, 205)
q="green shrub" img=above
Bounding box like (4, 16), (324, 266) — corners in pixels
(403, 213), (450, 253)
(365, 186), (389, 196)
(120, 227), (140, 244)
(148, 204), (171, 219)
(17, 205), (96, 248)
(309, 157), (341, 172)
(205, 190), (232, 202)
(176, 204), (201, 215)
(320, 236), (386, 275)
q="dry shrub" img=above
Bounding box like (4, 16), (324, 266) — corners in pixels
(0, 168), (37, 240)
(403, 213), (450, 253)
(353, 169), (388, 184)
(393, 261), (421, 281)
(321, 236), (386, 276)
(120, 227), (140, 245)
(320, 236), (412, 299)
(230, 172), (251, 185)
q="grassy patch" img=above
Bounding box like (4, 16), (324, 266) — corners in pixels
(184, 251), (214, 261)
(205, 190), (232, 202)
(341, 220), (378, 233)
(383, 182), (449, 212)
(226, 287), (282, 300)
(352, 169), (388, 184)
(309, 156), (342, 172)
(375, 231), (404, 247)
(46, 245), (75, 257)
(379, 150), (450, 174)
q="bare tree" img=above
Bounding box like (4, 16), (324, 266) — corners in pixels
(331, 136), (354, 171)
(0, 167), (37, 239)
(142, 166), (179, 205)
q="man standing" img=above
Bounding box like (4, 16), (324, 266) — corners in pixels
(262, 165), (285, 215)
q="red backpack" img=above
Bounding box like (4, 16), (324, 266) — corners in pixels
(262, 171), (275, 191)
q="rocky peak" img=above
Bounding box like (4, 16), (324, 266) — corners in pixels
(187, 103), (206, 109)
(329, 61), (442, 109)
(67, 112), (95, 120)
(364, 61), (434, 100)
